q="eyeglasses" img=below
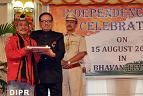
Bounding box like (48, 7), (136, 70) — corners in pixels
(40, 20), (53, 23)
(66, 20), (77, 24)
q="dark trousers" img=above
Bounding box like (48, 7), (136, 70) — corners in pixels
(35, 82), (62, 96)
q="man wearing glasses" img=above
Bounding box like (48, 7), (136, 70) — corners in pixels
(31, 12), (65, 96)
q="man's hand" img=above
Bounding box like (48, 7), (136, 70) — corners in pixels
(61, 60), (71, 69)
(25, 46), (32, 53)
(41, 48), (56, 57)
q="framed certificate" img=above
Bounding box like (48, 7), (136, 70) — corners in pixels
(27, 45), (50, 53)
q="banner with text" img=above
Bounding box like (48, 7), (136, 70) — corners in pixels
(50, 5), (143, 75)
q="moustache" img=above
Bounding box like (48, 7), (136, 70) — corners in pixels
(67, 25), (72, 27)
(20, 29), (28, 31)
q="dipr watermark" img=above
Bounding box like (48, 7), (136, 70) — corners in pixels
(9, 89), (29, 95)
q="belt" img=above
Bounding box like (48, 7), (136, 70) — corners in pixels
(63, 63), (80, 69)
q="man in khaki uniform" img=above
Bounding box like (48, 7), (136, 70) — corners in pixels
(61, 12), (87, 96)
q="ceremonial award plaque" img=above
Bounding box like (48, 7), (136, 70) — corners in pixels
(27, 45), (50, 53)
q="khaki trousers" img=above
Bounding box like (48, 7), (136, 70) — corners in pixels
(62, 66), (84, 96)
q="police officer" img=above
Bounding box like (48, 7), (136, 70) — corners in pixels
(61, 12), (87, 96)
(30, 12), (65, 96)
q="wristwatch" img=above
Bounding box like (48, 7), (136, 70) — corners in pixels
(67, 61), (71, 64)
